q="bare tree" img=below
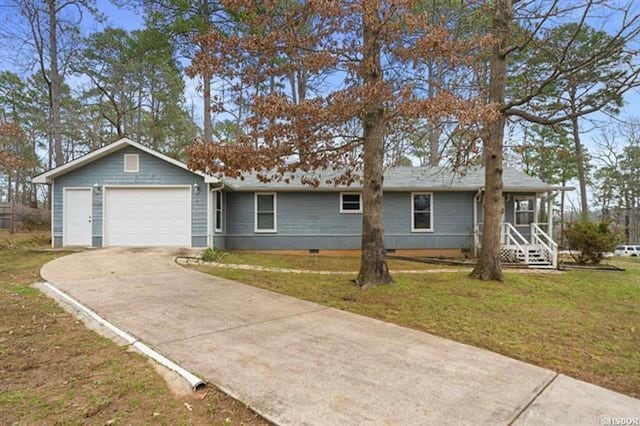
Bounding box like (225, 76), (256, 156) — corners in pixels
(472, 0), (640, 280)
(0, 0), (101, 167)
(188, 0), (492, 286)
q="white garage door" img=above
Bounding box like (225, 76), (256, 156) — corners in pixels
(104, 187), (191, 247)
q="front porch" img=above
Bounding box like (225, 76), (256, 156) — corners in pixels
(474, 191), (559, 269)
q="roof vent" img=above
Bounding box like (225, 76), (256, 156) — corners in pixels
(124, 154), (139, 173)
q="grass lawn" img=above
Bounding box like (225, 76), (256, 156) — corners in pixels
(193, 253), (640, 399)
(0, 231), (266, 425)
(210, 251), (456, 271)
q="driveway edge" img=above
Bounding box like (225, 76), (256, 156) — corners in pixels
(35, 282), (206, 391)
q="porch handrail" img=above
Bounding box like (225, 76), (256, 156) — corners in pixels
(531, 223), (558, 248)
(502, 223), (528, 263)
(531, 223), (558, 268)
(503, 222), (528, 246)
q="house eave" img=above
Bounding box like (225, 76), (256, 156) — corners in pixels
(222, 184), (557, 192)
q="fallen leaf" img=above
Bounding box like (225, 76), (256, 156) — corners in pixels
(184, 402), (192, 412)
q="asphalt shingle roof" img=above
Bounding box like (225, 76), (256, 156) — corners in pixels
(221, 166), (554, 192)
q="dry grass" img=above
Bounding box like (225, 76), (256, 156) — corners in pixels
(194, 253), (640, 399)
(0, 246), (267, 425)
(0, 230), (51, 249)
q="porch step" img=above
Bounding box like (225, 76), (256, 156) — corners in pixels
(508, 246), (554, 268)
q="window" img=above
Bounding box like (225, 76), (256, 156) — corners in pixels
(514, 196), (535, 225)
(255, 193), (277, 232)
(124, 154), (139, 173)
(411, 192), (433, 232)
(214, 191), (222, 232)
(340, 192), (362, 213)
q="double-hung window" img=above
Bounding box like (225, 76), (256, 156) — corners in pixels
(411, 192), (433, 232)
(255, 193), (277, 232)
(514, 195), (535, 226)
(340, 193), (362, 213)
(214, 191), (223, 232)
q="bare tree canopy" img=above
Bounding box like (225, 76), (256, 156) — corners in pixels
(186, 0), (497, 285)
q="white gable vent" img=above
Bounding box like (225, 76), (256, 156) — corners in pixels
(124, 154), (139, 173)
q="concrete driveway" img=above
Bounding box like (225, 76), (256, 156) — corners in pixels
(40, 248), (639, 425)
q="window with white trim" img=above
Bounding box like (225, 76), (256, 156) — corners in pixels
(514, 195), (535, 225)
(214, 191), (223, 232)
(255, 193), (276, 232)
(411, 192), (433, 232)
(340, 192), (362, 213)
(124, 154), (139, 173)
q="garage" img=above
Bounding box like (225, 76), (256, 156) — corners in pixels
(104, 186), (191, 247)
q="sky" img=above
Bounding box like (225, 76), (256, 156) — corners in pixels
(0, 0), (203, 123)
(85, 1), (206, 123)
(85, 0), (640, 149)
(2, 0), (638, 152)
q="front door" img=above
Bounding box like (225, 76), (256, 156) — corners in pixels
(64, 188), (92, 246)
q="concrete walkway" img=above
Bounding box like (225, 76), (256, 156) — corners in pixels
(175, 257), (563, 274)
(40, 248), (639, 425)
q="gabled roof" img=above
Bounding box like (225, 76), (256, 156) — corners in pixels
(32, 137), (556, 192)
(222, 166), (556, 192)
(32, 137), (217, 184)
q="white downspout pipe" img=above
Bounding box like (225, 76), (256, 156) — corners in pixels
(42, 283), (206, 390)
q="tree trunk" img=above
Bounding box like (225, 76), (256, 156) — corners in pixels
(569, 106), (588, 215)
(14, 169), (20, 205)
(357, 0), (392, 287)
(136, 87), (143, 141)
(200, 0), (213, 142)
(7, 173), (13, 204)
(203, 76), (213, 141)
(560, 178), (566, 247)
(427, 61), (441, 166)
(624, 194), (631, 242)
(48, 0), (63, 166)
(470, 0), (511, 282)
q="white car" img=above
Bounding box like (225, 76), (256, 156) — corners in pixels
(614, 245), (640, 257)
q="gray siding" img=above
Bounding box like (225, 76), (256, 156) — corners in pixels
(53, 145), (207, 247)
(224, 191), (475, 250)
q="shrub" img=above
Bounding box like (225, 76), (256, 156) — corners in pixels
(563, 220), (623, 264)
(201, 247), (228, 262)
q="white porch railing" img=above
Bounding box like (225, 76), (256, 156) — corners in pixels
(502, 222), (530, 264)
(531, 223), (559, 268)
(474, 222), (558, 269)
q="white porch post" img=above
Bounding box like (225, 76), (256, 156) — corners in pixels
(206, 183), (211, 248)
(547, 190), (553, 237)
